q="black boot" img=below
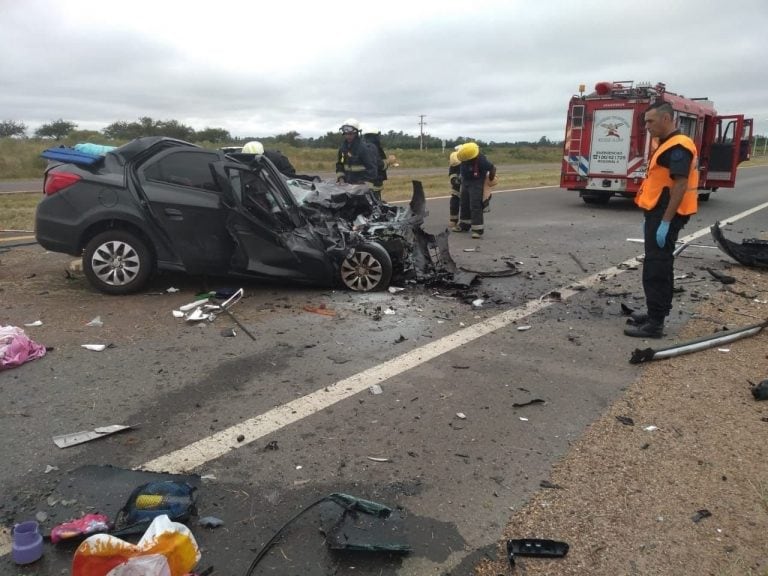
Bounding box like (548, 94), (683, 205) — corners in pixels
(626, 311), (649, 326)
(624, 318), (664, 338)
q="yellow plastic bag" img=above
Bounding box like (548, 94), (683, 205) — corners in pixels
(72, 514), (200, 576)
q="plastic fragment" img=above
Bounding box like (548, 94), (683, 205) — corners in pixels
(86, 316), (103, 327)
(81, 344), (106, 352)
(369, 384), (383, 395)
(517, 325), (531, 331)
(24, 320), (43, 327)
(198, 516), (224, 529)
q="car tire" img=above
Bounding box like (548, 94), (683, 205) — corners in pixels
(83, 230), (153, 294)
(339, 242), (392, 292)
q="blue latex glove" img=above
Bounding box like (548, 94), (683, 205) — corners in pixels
(656, 220), (670, 248)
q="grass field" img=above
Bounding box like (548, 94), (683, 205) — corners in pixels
(2, 141), (766, 232)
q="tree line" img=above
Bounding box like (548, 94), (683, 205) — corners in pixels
(0, 117), (562, 149)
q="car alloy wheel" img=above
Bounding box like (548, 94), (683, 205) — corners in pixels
(83, 230), (153, 294)
(340, 242), (392, 292)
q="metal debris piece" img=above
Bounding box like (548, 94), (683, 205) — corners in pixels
(616, 415), (635, 426)
(630, 319), (768, 364)
(53, 424), (132, 448)
(706, 267), (736, 284)
(691, 509), (712, 523)
(456, 412), (467, 419)
(517, 325), (531, 331)
(513, 398), (546, 408)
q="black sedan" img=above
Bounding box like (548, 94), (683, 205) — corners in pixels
(36, 137), (454, 294)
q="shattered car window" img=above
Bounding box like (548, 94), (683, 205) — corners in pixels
(144, 150), (220, 191)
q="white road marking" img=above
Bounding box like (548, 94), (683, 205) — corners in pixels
(141, 199), (768, 474)
(1, 198), (764, 560)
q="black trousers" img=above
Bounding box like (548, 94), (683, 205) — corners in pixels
(642, 194), (689, 321)
(459, 179), (484, 229)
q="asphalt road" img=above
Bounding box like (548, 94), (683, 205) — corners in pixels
(1, 166), (766, 575)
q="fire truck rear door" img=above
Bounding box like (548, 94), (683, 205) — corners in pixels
(706, 115), (748, 188)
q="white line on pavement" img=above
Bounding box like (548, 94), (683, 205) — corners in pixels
(140, 199), (768, 474)
(1, 200), (764, 560)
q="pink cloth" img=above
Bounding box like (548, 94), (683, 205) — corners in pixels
(0, 326), (47, 370)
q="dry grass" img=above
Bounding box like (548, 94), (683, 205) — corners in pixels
(472, 266), (768, 576)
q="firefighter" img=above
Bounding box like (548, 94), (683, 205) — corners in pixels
(624, 101), (698, 339)
(242, 141), (297, 177)
(335, 119), (378, 187)
(362, 126), (389, 200)
(448, 150), (461, 227)
(455, 142), (496, 238)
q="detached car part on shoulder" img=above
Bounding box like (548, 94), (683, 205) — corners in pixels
(711, 221), (768, 269)
(37, 138), (456, 294)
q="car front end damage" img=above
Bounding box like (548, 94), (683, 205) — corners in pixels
(286, 178), (456, 286)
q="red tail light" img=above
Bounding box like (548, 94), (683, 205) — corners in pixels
(44, 172), (81, 196)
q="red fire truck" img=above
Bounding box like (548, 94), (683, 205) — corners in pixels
(561, 80), (753, 204)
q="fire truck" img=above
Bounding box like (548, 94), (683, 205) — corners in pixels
(561, 81), (753, 204)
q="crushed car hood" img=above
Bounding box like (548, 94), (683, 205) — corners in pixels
(285, 178), (458, 284)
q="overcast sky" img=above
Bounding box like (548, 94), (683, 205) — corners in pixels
(2, 0), (767, 143)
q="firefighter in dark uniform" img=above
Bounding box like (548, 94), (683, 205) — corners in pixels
(335, 119), (378, 186)
(455, 142), (496, 238)
(625, 101), (698, 338)
(448, 150), (461, 227)
(362, 127), (388, 200)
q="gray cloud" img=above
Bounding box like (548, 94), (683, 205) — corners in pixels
(2, 0), (767, 142)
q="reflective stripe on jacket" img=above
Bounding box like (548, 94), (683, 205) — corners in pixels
(635, 134), (699, 215)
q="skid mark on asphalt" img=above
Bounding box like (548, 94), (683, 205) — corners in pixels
(141, 199), (768, 474)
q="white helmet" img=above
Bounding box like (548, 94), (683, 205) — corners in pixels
(242, 141), (264, 154)
(340, 118), (361, 134)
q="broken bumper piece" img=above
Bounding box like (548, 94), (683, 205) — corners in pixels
(629, 319), (767, 364)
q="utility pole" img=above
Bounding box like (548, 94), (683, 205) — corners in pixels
(418, 115), (427, 151)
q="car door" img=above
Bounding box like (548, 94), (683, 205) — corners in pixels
(138, 148), (234, 274)
(211, 160), (337, 285)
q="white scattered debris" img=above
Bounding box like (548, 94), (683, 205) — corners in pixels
(295, 465), (303, 470)
(717, 348), (730, 353)
(44, 465), (59, 474)
(172, 310), (184, 318)
(472, 298), (484, 308)
(456, 412), (466, 419)
(459, 322), (465, 327)
(81, 344), (106, 351)
(86, 316), (103, 327)
(754, 299), (767, 304)
(53, 424), (132, 448)
(185, 308), (211, 322)
(24, 320), (43, 327)
(643, 425), (659, 432)
(367, 456), (391, 462)
(388, 286), (405, 293)
(166, 287), (180, 293)
(369, 384), (383, 395)
(463, 248), (478, 252)
(517, 325), (532, 331)
(179, 298), (209, 312)
(384, 307), (396, 315)
(519, 417), (529, 422)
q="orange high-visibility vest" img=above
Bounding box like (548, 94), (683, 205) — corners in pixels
(636, 134), (699, 215)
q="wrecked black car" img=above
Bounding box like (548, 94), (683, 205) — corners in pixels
(35, 137), (454, 294)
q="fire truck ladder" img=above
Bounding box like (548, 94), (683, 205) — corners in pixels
(566, 105), (588, 177)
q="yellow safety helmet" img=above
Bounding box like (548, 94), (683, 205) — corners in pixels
(449, 151), (460, 167)
(242, 141), (264, 154)
(456, 142), (479, 162)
